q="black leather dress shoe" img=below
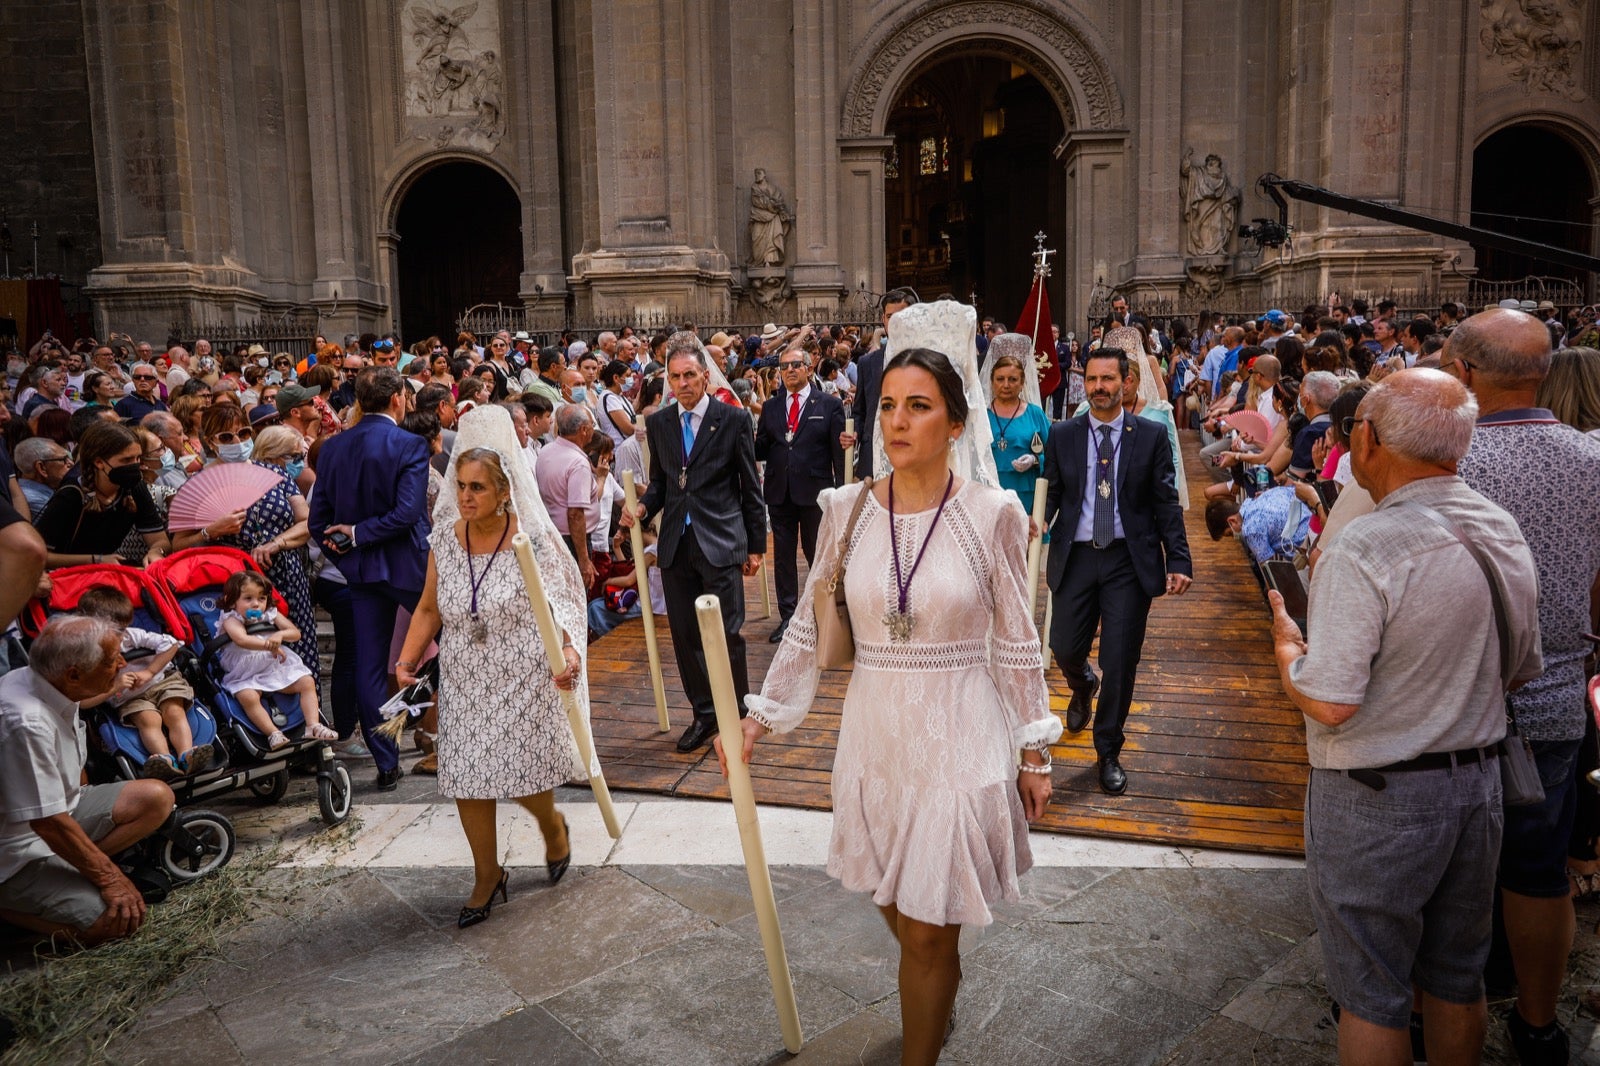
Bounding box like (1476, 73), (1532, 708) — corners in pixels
(768, 618), (790, 643)
(375, 766), (404, 792)
(1098, 756), (1127, 795)
(1066, 674), (1100, 733)
(676, 716), (718, 753)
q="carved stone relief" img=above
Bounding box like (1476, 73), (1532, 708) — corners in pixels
(1479, 0), (1587, 100)
(841, 0), (1123, 136)
(1179, 148), (1240, 258)
(747, 168), (794, 268)
(402, 1), (506, 152)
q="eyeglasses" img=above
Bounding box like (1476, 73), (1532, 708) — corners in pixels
(140, 454), (164, 466)
(1340, 416), (1381, 445)
(213, 428), (254, 444)
(39, 456), (70, 467)
(132, 374), (158, 381)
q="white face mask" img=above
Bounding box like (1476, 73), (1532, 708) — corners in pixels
(257, 357), (269, 367)
(218, 440), (254, 463)
(570, 385), (588, 404)
(623, 375), (636, 392)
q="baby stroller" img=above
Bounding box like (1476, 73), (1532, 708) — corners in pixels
(21, 563), (236, 883)
(147, 547), (353, 827)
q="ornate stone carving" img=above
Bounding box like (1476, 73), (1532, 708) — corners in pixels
(747, 168), (794, 268)
(1180, 148), (1240, 258)
(841, 0), (1123, 136)
(1183, 262), (1226, 301)
(1479, 0), (1587, 100)
(747, 270), (794, 313)
(402, 1), (506, 151)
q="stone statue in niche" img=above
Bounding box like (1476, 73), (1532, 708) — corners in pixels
(747, 168), (795, 267)
(1180, 149), (1240, 258)
(403, 1), (506, 151)
(1480, 0), (1587, 100)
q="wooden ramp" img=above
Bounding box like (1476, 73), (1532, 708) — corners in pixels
(586, 435), (1309, 856)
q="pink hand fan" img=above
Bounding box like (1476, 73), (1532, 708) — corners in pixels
(166, 464), (286, 531)
(1221, 410), (1272, 449)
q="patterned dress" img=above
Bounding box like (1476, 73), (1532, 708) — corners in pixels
(748, 481), (1062, 927)
(430, 525), (577, 799)
(215, 462), (317, 677)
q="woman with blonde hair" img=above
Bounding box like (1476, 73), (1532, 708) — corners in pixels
(1537, 347), (1600, 437)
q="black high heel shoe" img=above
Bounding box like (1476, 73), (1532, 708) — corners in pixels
(457, 867), (510, 929)
(547, 814), (572, 885)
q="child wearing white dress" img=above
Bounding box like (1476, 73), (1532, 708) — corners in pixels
(217, 571), (336, 749)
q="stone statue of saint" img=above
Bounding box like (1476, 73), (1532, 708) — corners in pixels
(1180, 149), (1241, 258)
(747, 168), (794, 268)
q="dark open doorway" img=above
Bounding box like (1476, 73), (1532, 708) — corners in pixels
(883, 56), (1066, 323)
(394, 162), (523, 343)
(1470, 126), (1594, 286)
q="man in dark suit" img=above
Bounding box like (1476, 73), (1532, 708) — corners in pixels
(308, 367), (430, 790)
(842, 287), (917, 480)
(1043, 348), (1192, 795)
(755, 345), (845, 642)
(628, 334), (766, 752)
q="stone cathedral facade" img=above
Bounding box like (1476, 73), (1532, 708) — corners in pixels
(4, 0), (1596, 344)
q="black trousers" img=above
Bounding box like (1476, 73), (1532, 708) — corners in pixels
(659, 525), (749, 719)
(768, 499), (823, 620)
(1048, 540), (1153, 760)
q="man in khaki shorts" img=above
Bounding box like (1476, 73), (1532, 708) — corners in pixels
(0, 616), (174, 945)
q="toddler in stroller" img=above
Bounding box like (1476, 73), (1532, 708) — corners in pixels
(216, 571), (336, 749)
(77, 586), (213, 780)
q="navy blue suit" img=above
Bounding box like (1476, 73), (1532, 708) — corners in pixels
(755, 386), (845, 619)
(1042, 411), (1191, 759)
(848, 347), (884, 481)
(308, 414), (430, 771)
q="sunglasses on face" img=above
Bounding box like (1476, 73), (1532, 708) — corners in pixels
(213, 428), (254, 444)
(133, 374), (158, 381)
(779, 360), (807, 369)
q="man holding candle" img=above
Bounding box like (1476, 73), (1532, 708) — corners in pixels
(625, 332), (766, 753)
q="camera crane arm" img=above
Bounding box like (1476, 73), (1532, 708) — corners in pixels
(1254, 173), (1600, 276)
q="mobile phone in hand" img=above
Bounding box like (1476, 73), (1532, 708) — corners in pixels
(326, 530), (353, 553)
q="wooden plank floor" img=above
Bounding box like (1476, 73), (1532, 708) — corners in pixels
(585, 434), (1309, 856)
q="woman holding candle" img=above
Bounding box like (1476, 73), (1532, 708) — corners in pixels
(727, 322), (1060, 1064)
(396, 405), (591, 927)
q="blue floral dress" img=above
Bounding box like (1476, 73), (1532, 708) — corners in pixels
(215, 462), (318, 676)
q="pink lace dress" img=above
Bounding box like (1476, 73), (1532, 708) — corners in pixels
(747, 480), (1062, 926)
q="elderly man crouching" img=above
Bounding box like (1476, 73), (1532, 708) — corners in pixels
(0, 616), (175, 945)
(1270, 369), (1542, 1063)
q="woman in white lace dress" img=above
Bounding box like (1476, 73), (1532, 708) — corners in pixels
(726, 347), (1061, 1065)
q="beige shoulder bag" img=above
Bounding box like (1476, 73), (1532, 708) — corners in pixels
(813, 478), (874, 670)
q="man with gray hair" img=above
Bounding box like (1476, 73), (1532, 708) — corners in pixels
(1452, 308), (1600, 1063)
(0, 616), (176, 945)
(114, 363), (168, 421)
(536, 403), (600, 588)
(13, 436), (71, 516)
(1272, 369), (1541, 1064)
(1287, 369), (1338, 478)
(139, 412), (191, 492)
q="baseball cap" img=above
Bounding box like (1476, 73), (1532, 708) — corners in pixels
(274, 382), (322, 417)
(1263, 310), (1288, 328)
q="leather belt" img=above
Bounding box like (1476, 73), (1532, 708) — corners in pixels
(1344, 746), (1497, 791)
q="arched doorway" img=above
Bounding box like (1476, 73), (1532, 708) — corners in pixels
(1470, 125), (1595, 285)
(883, 57), (1067, 320)
(394, 161), (522, 342)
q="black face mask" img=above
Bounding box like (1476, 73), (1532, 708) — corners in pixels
(106, 463), (144, 490)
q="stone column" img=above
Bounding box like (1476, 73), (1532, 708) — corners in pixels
(297, 0), (384, 334)
(837, 137), (895, 307)
(80, 0), (265, 339)
(512, 1), (567, 315)
(789, 0), (844, 319)
(568, 0), (731, 322)
(1132, 0), (1185, 286)
(1058, 131), (1128, 332)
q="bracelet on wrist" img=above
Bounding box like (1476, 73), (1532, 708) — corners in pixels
(1018, 761), (1053, 776)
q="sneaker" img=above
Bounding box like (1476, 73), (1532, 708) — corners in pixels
(181, 744), (213, 776)
(140, 754), (179, 781)
(1507, 1005), (1569, 1066)
(331, 735), (373, 760)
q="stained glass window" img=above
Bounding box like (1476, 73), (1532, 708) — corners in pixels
(886, 143), (899, 180)
(941, 136), (950, 172)
(919, 137), (937, 176)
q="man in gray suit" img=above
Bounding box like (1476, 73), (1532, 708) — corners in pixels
(627, 333), (766, 752)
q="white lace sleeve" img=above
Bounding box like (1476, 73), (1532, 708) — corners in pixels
(986, 493), (1062, 750)
(745, 485), (859, 733)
